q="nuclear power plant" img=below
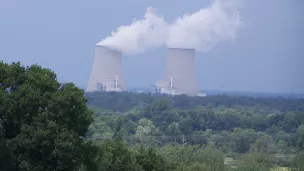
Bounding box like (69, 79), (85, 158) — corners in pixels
(155, 48), (199, 96)
(86, 45), (125, 92)
(85, 0), (241, 95)
(86, 45), (204, 96)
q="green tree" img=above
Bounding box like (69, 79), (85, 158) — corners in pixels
(0, 62), (95, 171)
(159, 145), (225, 170)
(113, 116), (125, 141)
(290, 152), (304, 171)
(135, 119), (158, 146)
(251, 135), (276, 154)
(0, 119), (15, 170)
(235, 152), (273, 171)
(136, 147), (174, 171)
(232, 128), (257, 153)
(276, 140), (287, 153)
(96, 140), (143, 171)
(296, 125), (304, 150)
(122, 120), (137, 135)
(180, 117), (194, 135)
(91, 121), (113, 139)
(150, 99), (172, 114)
(165, 122), (181, 142)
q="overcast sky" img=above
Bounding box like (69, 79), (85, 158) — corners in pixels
(0, 0), (303, 93)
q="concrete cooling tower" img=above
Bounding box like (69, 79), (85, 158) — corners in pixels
(156, 48), (198, 96)
(86, 45), (125, 92)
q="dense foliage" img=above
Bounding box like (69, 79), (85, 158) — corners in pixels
(0, 62), (95, 171)
(1, 61), (303, 171)
(86, 91), (304, 170)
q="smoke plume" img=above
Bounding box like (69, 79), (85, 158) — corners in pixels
(97, 0), (243, 54)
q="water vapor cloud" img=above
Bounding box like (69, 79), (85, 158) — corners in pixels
(97, 0), (243, 54)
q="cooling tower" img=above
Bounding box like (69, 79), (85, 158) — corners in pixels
(164, 48), (198, 96)
(86, 45), (125, 92)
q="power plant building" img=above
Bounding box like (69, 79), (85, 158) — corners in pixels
(156, 48), (199, 96)
(155, 77), (176, 95)
(86, 45), (125, 92)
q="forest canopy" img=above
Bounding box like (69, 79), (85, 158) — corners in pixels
(1, 61), (304, 171)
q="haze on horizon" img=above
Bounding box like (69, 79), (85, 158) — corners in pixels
(0, 0), (303, 94)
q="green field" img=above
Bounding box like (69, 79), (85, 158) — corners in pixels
(224, 158), (292, 171)
(273, 167), (290, 171)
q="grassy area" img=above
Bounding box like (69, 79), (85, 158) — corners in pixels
(224, 157), (292, 171)
(273, 167), (290, 171)
(224, 157), (237, 167)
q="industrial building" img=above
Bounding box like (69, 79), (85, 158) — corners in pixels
(86, 45), (125, 92)
(155, 77), (177, 95)
(156, 48), (199, 96)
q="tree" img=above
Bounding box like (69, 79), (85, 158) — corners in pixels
(91, 122), (113, 139)
(0, 119), (15, 171)
(179, 117), (194, 135)
(150, 99), (172, 114)
(276, 140), (287, 153)
(0, 62), (95, 171)
(290, 152), (304, 171)
(235, 152), (273, 171)
(232, 128), (257, 153)
(95, 140), (143, 171)
(122, 120), (137, 135)
(296, 125), (304, 150)
(113, 117), (125, 141)
(136, 147), (174, 171)
(159, 145), (225, 171)
(135, 119), (158, 146)
(251, 135), (276, 154)
(165, 122), (181, 142)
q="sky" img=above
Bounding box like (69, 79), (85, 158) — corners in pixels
(0, 0), (303, 94)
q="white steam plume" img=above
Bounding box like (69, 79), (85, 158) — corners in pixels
(97, 0), (243, 54)
(166, 0), (242, 51)
(97, 7), (168, 55)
